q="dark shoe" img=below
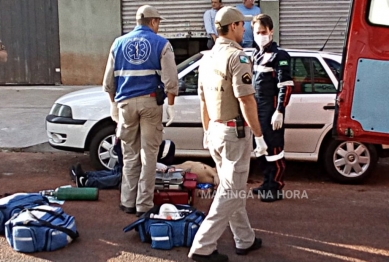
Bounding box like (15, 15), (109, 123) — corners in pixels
(75, 173), (87, 187)
(74, 163), (86, 177)
(119, 204), (136, 214)
(260, 190), (283, 202)
(192, 250), (228, 262)
(252, 186), (266, 195)
(136, 211), (145, 217)
(236, 237), (262, 255)
(69, 166), (76, 182)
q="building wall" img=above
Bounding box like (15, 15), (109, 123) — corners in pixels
(58, 0), (121, 85)
(260, 0), (280, 43)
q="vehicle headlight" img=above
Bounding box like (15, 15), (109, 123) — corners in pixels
(50, 103), (73, 118)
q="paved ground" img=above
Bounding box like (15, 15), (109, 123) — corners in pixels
(1, 151), (389, 262)
(0, 86), (90, 150)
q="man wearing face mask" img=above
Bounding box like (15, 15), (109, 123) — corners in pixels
(103, 5), (178, 217)
(251, 14), (294, 202)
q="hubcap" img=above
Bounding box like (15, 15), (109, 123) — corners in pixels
(98, 134), (118, 170)
(333, 141), (370, 178)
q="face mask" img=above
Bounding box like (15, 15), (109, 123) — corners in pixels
(254, 34), (271, 48)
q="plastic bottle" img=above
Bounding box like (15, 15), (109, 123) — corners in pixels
(40, 187), (99, 200)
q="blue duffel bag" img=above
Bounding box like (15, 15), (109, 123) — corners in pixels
(5, 205), (79, 252)
(0, 193), (49, 234)
(123, 204), (205, 250)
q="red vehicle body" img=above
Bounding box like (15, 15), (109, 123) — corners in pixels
(335, 0), (389, 144)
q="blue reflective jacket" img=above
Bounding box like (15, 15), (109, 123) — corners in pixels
(112, 26), (168, 102)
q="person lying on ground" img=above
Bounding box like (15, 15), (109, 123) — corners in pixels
(69, 139), (175, 189)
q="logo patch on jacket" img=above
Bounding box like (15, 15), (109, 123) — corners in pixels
(240, 56), (250, 64)
(279, 60), (288, 66)
(241, 72), (252, 84)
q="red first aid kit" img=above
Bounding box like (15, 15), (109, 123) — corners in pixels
(154, 172), (197, 206)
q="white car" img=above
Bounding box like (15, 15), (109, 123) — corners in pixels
(46, 49), (389, 183)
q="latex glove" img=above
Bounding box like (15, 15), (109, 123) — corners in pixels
(271, 111), (283, 130)
(203, 130), (209, 149)
(166, 105), (175, 126)
(254, 136), (268, 157)
(110, 102), (119, 123)
(156, 162), (167, 172)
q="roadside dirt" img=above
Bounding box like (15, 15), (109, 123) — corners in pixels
(1, 152), (389, 262)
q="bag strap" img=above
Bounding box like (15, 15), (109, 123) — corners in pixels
(24, 209), (79, 240)
(123, 217), (146, 232)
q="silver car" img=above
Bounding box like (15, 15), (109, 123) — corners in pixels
(46, 49), (389, 183)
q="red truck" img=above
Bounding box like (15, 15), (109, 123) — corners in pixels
(335, 0), (389, 144)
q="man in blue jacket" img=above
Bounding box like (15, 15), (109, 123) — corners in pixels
(103, 5), (178, 217)
(251, 14), (294, 202)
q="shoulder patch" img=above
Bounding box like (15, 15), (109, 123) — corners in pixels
(279, 60), (288, 66)
(239, 55), (250, 64)
(241, 72), (252, 84)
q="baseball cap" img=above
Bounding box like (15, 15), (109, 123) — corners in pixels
(215, 6), (251, 28)
(136, 5), (165, 20)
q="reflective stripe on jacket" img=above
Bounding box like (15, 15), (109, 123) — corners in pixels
(112, 26), (168, 102)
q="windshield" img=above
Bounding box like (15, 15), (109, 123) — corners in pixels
(177, 53), (203, 73)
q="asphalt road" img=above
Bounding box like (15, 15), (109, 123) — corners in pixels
(1, 151), (389, 262)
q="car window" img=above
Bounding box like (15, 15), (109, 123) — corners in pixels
(324, 58), (341, 80)
(178, 67), (199, 96)
(177, 53), (203, 74)
(291, 57), (336, 94)
(291, 57), (311, 94)
(310, 58), (337, 93)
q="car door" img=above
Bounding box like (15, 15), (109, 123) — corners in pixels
(335, 0), (389, 144)
(285, 53), (338, 153)
(162, 61), (204, 151)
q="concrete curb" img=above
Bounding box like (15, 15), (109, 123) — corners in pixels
(1, 142), (65, 153)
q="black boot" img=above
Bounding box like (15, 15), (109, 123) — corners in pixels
(192, 250), (228, 262)
(260, 189), (283, 202)
(252, 184), (267, 195)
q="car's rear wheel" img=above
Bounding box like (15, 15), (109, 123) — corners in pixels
(89, 125), (117, 170)
(323, 139), (378, 183)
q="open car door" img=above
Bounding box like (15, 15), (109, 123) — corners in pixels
(334, 0), (389, 144)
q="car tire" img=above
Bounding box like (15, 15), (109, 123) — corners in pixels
(323, 139), (378, 183)
(89, 125), (117, 170)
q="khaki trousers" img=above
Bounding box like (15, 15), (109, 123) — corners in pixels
(117, 96), (163, 212)
(189, 122), (255, 257)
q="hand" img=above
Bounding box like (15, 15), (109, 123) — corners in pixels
(166, 105), (175, 126)
(203, 130), (209, 149)
(271, 111), (283, 130)
(156, 162), (167, 172)
(254, 136), (268, 157)
(110, 102), (119, 123)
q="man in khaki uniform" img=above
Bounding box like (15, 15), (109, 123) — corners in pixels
(189, 6), (268, 262)
(103, 5), (178, 217)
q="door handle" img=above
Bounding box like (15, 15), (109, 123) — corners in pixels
(323, 103), (335, 110)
